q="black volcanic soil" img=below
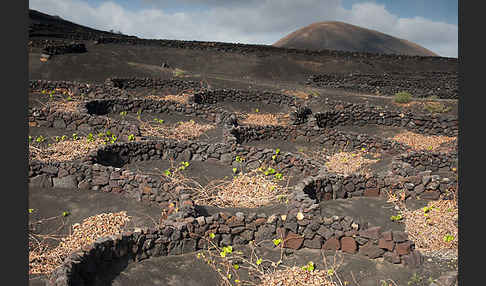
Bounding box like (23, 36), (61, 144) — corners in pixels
(98, 245), (455, 286)
(125, 159), (235, 187)
(28, 187), (163, 245)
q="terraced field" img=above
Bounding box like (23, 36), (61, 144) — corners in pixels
(28, 10), (458, 285)
(28, 76), (458, 286)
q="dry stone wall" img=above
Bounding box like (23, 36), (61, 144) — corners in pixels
(297, 163), (457, 203)
(192, 89), (300, 107)
(29, 103), (139, 138)
(307, 71), (458, 99)
(46, 196), (423, 286)
(41, 42), (87, 55)
(313, 109), (458, 137)
(93, 36), (457, 66)
(29, 139), (322, 209)
(229, 124), (411, 155)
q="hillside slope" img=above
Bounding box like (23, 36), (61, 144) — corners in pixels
(273, 21), (438, 57)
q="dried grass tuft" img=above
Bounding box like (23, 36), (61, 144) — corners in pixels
(29, 137), (105, 163)
(240, 113), (290, 126)
(29, 211), (130, 275)
(401, 198), (458, 253)
(195, 170), (290, 208)
(146, 94), (189, 105)
(47, 100), (81, 113)
(390, 131), (456, 151)
(324, 151), (379, 176)
(139, 120), (214, 141)
(260, 267), (337, 286)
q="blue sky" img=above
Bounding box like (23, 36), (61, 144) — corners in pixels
(29, 0), (458, 57)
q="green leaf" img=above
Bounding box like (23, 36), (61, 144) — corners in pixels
(256, 258), (262, 265)
(28, 208), (34, 214)
(233, 264), (239, 270)
(443, 235), (454, 243)
(272, 239), (282, 246)
(223, 245), (233, 254)
(62, 211), (71, 217)
(209, 233), (215, 239)
(307, 261), (314, 271)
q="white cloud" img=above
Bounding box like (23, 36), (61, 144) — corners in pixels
(29, 0), (458, 57)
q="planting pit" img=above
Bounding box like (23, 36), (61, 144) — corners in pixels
(124, 159), (235, 187)
(218, 100), (291, 114)
(238, 112), (290, 126)
(194, 169), (292, 208)
(94, 243), (455, 286)
(28, 186), (163, 277)
(86, 100), (113, 115)
(29, 137), (104, 163)
(389, 131), (457, 152)
(333, 124), (404, 139)
(108, 112), (222, 142)
(28, 127), (85, 142)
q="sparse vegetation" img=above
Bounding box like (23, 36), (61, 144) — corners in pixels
(174, 68), (186, 77)
(424, 101), (452, 113)
(29, 133), (113, 162)
(29, 211), (130, 275)
(197, 232), (347, 286)
(394, 91), (412, 104)
(139, 118), (214, 141)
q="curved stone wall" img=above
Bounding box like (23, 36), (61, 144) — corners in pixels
(313, 109), (458, 137)
(47, 202), (423, 286)
(307, 71), (458, 99)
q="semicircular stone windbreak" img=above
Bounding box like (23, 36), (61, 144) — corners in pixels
(82, 97), (233, 125)
(306, 71), (458, 99)
(28, 98), (139, 139)
(45, 193), (424, 286)
(28, 138), (322, 210)
(29, 76), (203, 102)
(191, 88), (301, 107)
(228, 120), (412, 156)
(312, 106), (458, 137)
(29, 80), (96, 98)
(296, 159), (457, 204)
